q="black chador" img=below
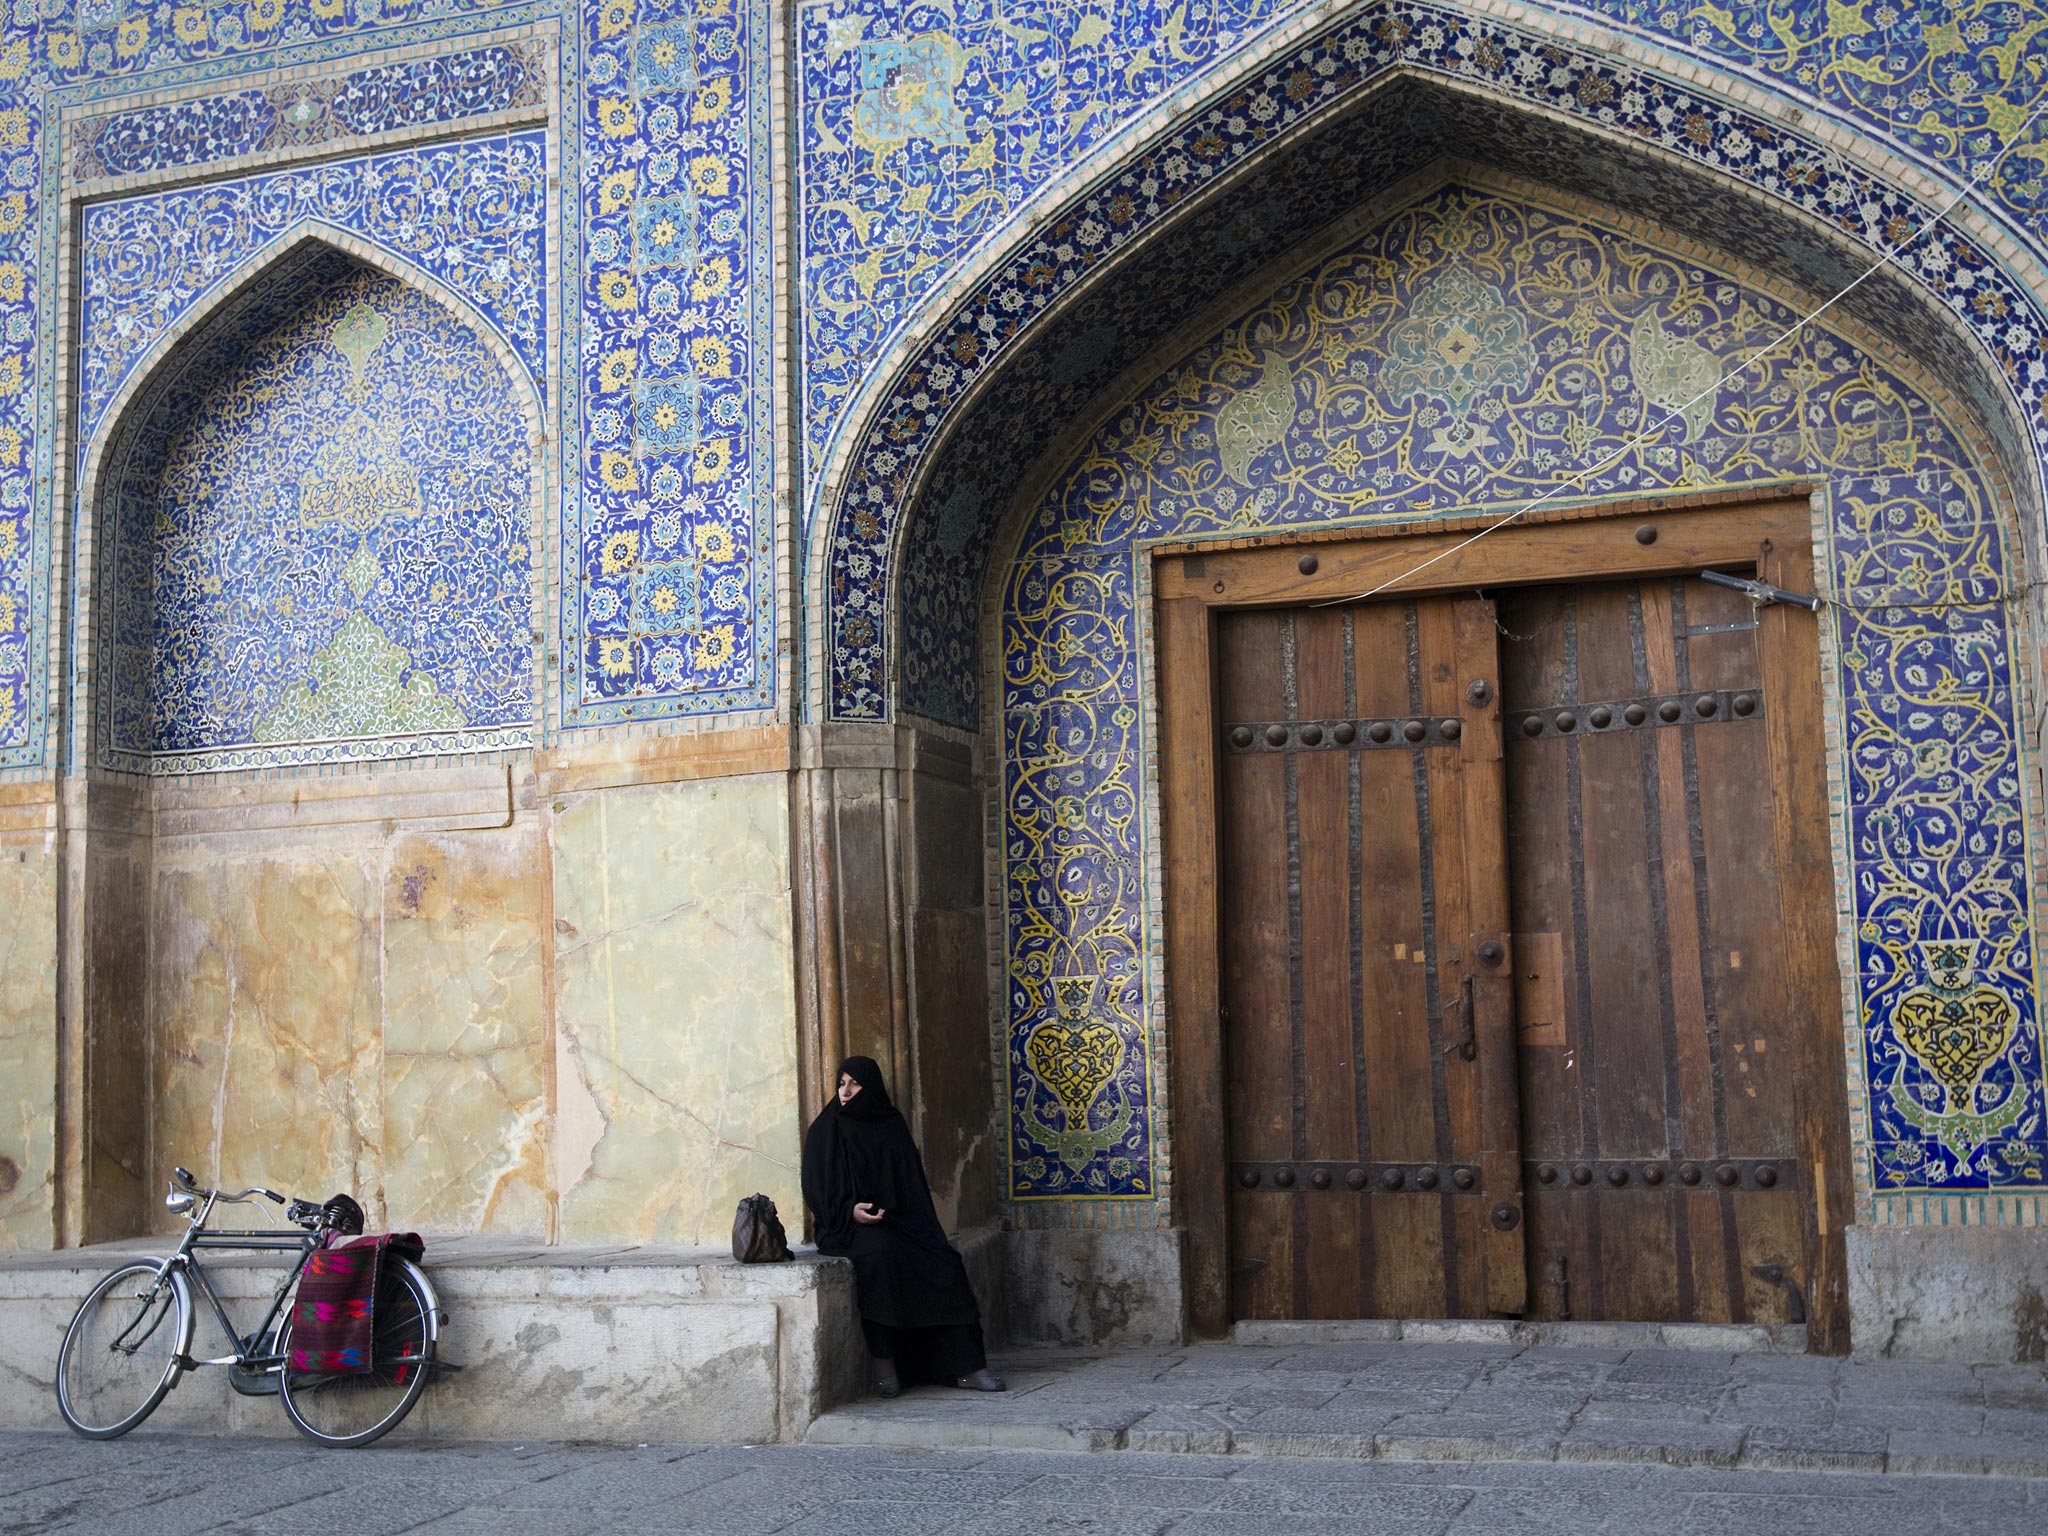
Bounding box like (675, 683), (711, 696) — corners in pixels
(800, 1056), (1004, 1394)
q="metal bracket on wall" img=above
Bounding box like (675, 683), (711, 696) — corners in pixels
(1700, 569), (1822, 611)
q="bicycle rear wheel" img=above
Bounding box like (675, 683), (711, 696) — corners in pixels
(279, 1258), (434, 1447)
(56, 1261), (191, 1439)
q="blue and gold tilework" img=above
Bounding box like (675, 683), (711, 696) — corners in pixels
(563, 0), (773, 722)
(98, 263), (534, 772)
(995, 182), (2043, 1198)
(797, 0), (1318, 481)
(69, 41), (547, 181)
(827, 0), (2048, 725)
(800, 0), (2048, 556)
(33, 0), (511, 85)
(78, 131), (547, 459)
(0, 0), (776, 766)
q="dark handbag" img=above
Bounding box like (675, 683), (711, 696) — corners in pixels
(732, 1193), (793, 1263)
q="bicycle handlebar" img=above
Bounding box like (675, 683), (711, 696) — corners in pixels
(170, 1167), (311, 1222)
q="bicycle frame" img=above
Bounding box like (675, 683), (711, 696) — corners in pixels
(152, 1187), (322, 1375)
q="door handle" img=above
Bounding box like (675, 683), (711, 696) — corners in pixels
(1445, 973), (1476, 1061)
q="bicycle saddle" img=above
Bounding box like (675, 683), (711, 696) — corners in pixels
(322, 1194), (365, 1236)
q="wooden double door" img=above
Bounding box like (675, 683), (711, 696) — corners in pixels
(1216, 570), (1826, 1326)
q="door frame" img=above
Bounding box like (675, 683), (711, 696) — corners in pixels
(1154, 486), (1853, 1349)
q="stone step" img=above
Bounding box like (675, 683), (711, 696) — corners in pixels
(0, 1234), (869, 1445)
(806, 1338), (2048, 1478)
(1233, 1318), (1810, 1354)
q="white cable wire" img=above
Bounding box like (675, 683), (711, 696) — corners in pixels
(1319, 81), (2048, 608)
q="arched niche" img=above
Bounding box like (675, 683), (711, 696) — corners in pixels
(81, 233), (543, 776)
(70, 234), (547, 1241)
(970, 172), (2038, 1338)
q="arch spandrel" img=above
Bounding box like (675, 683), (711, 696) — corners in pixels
(81, 231), (544, 777)
(810, 4), (2048, 729)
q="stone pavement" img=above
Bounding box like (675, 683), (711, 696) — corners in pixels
(808, 1334), (2048, 1477)
(2, 1429), (2041, 1535)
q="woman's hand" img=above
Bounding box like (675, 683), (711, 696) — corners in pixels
(852, 1202), (886, 1225)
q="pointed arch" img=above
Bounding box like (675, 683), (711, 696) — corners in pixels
(807, 2), (2048, 725)
(74, 221), (547, 775)
(78, 220), (545, 523)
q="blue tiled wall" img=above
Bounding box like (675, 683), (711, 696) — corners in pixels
(1, 0), (2044, 1207)
(100, 263), (536, 772)
(2, 0), (776, 771)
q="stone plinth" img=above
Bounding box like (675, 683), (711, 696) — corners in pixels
(0, 1235), (866, 1444)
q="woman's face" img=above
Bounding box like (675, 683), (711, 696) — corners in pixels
(837, 1071), (861, 1106)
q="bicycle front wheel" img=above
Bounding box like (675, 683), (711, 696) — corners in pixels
(279, 1257), (435, 1448)
(56, 1261), (191, 1439)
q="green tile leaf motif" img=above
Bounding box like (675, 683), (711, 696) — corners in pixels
(1217, 348), (1295, 485)
(1382, 265), (1537, 416)
(255, 609), (466, 741)
(1631, 309), (1723, 441)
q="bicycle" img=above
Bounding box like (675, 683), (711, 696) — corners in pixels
(55, 1166), (442, 1448)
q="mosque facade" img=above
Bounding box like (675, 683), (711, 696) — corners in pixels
(1, 0), (2046, 1356)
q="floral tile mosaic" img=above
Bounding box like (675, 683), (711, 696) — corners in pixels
(799, 0), (2048, 549)
(824, 0), (2048, 726)
(796, 0), (1319, 480)
(98, 258), (535, 773)
(68, 38), (547, 181)
(562, 0), (774, 721)
(78, 129), (548, 460)
(990, 182), (2044, 1198)
(0, 0), (2041, 1211)
(0, 0), (776, 765)
(33, 0), (517, 86)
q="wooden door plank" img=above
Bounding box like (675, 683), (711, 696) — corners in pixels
(1758, 536), (1852, 1353)
(1499, 586), (1582, 1322)
(1414, 597), (1471, 1317)
(1295, 609), (1364, 1317)
(1446, 594), (1523, 1316)
(1640, 580), (1714, 1322)
(1157, 591), (1228, 1334)
(1218, 610), (1298, 1320)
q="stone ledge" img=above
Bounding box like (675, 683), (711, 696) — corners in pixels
(0, 1237), (866, 1445)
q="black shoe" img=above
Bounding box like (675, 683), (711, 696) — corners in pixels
(872, 1358), (900, 1398)
(955, 1368), (1006, 1392)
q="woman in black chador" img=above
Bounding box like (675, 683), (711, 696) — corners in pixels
(801, 1055), (1006, 1397)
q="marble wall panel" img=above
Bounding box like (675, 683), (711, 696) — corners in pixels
(0, 843), (56, 1252)
(151, 845), (384, 1227)
(381, 830), (550, 1235)
(551, 773), (800, 1244)
(147, 822), (557, 1234)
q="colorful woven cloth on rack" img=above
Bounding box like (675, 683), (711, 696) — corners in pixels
(289, 1233), (424, 1375)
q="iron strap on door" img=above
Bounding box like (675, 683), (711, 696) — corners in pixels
(1508, 688), (1763, 740)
